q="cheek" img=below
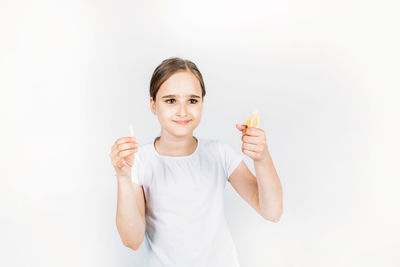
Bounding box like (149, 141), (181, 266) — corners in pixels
(160, 112), (173, 121)
(159, 112), (171, 121)
(192, 105), (202, 115)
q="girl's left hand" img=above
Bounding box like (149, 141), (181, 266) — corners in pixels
(236, 124), (269, 162)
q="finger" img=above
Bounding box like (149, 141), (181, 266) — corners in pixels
(242, 143), (263, 152)
(241, 135), (260, 145)
(111, 137), (136, 151)
(119, 149), (136, 158)
(118, 142), (139, 151)
(126, 146), (139, 165)
(114, 159), (122, 168)
(110, 148), (121, 158)
(245, 127), (263, 137)
(111, 138), (137, 152)
(112, 156), (123, 167)
(117, 136), (136, 145)
(241, 126), (247, 136)
(116, 158), (129, 168)
(110, 148), (136, 164)
(243, 149), (257, 158)
(117, 160), (123, 168)
(110, 141), (139, 158)
(125, 153), (134, 166)
(236, 124), (247, 131)
(117, 160), (127, 169)
(120, 159), (132, 168)
(111, 148), (136, 166)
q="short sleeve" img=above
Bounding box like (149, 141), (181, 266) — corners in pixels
(218, 141), (245, 181)
(131, 150), (143, 185)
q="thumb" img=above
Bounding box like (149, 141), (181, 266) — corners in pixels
(236, 123), (246, 132)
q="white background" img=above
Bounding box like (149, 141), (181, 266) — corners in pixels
(1, 0), (399, 266)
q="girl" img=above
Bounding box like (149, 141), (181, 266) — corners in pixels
(110, 57), (283, 267)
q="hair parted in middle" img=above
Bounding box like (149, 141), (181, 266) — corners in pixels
(149, 57), (206, 101)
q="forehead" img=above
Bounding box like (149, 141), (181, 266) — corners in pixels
(158, 71), (202, 96)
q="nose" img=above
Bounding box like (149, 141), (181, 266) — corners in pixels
(177, 102), (187, 117)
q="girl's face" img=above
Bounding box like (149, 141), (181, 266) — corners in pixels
(150, 70), (204, 138)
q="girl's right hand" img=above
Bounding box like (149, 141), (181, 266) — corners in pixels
(110, 137), (140, 178)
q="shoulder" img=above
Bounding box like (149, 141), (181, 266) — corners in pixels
(131, 141), (154, 185)
(199, 138), (244, 179)
(198, 137), (237, 161)
(203, 138), (231, 153)
(198, 137), (224, 153)
(198, 137), (238, 151)
(213, 138), (244, 162)
(199, 137), (220, 148)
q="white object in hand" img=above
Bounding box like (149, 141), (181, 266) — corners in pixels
(129, 124), (135, 137)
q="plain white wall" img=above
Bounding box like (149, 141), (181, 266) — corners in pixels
(1, 0), (399, 266)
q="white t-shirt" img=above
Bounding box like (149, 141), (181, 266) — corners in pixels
(131, 136), (245, 267)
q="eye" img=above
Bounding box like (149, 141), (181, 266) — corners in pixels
(165, 99), (198, 104)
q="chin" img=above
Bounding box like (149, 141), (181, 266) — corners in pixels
(169, 127), (195, 136)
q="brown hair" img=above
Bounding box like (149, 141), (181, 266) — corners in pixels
(150, 57), (206, 101)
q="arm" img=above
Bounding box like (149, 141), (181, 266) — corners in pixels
(230, 124), (283, 222)
(229, 158), (283, 222)
(253, 149), (283, 222)
(116, 176), (146, 250)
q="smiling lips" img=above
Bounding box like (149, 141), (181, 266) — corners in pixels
(174, 120), (191, 125)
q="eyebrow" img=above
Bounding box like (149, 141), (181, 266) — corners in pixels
(161, 94), (201, 99)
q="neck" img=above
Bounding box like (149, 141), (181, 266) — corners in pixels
(155, 131), (198, 157)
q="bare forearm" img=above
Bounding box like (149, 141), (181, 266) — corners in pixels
(254, 150), (283, 221)
(116, 176), (145, 248)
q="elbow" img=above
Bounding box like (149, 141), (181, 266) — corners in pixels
(269, 216), (281, 223)
(124, 240), (142, 251)
(262, 210), (282, 223)
(123, 236), (144, 251)
(263, 214), (280, 223)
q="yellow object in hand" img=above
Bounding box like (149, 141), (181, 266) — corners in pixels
(129, 124), (135, 137)
(245, 108), (260, 128)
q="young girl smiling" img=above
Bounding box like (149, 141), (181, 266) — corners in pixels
(110, 57), (283, 267)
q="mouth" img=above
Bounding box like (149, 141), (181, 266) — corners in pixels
(173, 120), (191, 125)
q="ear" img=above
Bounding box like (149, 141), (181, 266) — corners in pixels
(150, 97), (156, 115)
